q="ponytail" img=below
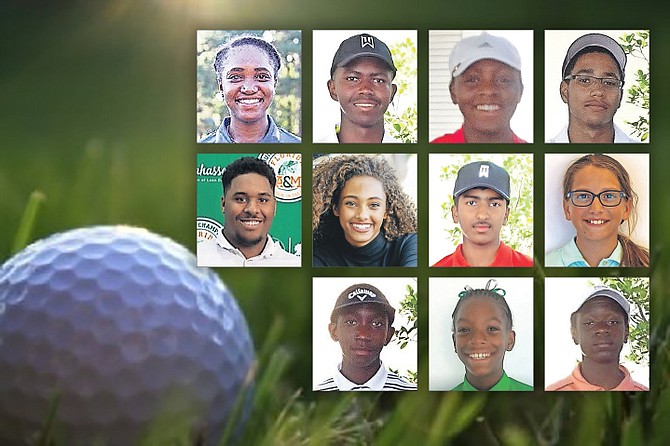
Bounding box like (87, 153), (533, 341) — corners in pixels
(618, 234), (650, 267)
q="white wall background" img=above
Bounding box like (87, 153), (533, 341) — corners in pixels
(429, 277), (534, 390)
(428, 30), (534, 143)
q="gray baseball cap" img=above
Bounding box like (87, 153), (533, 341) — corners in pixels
(330, 283), (395, 325)
(449, 32), (522, 78)
(453, 161), (510, 201)
(562, 33), (627, 80)
(330, 33), (397, 78)
(576, 285), (630, 319)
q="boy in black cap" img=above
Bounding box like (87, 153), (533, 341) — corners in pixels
(547, 32), (639, 143)
(314, 283), (416, 391)
(433, 160), (533, 267)
(547, 285), (648, 391)
(320, 33), (399, 143)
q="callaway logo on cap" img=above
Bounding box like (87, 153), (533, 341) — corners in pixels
(331, 283), (395, 324)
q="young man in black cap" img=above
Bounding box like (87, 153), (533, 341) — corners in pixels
(319, 33), (399, 143)
(315, 283), (416, 391)
(548, 33), (640, 143)
(547, 285), (648, 391)
(433, 160), (533, 267)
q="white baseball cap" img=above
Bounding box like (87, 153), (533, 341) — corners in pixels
(576, 285), (630, 319)
(449, 32), (522, 78)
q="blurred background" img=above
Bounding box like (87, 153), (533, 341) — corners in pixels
(1, 0), (669, 444)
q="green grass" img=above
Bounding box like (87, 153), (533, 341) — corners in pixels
(1, 2), (670, 445)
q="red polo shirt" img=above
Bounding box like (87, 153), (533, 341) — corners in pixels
(433, 242), (533, 267)
(431, 126), (527, 144)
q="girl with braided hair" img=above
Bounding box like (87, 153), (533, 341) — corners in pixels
(449, 279), (532, 391)
(312, 154), (417, 266)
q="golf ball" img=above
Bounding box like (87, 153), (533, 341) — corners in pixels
(0, 226), (254, 445)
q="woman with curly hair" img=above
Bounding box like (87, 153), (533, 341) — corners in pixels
(312, 154), (417, 266)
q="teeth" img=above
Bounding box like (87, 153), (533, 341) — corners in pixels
(354, 103), (375, 108)
(237, 99), (261, 104)
(352, 223), (371, 230)
(241, 220), (261, 226)
(469, 353), (491, 360)
(588, 220), (606, 225)
(477, 104), (500, 111)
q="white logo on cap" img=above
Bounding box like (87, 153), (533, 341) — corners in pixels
(361, 36), (374, 48)
(479, 165), (490, 178)
(348, 288), (376, 301)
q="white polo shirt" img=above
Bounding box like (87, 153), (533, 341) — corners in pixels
(197, 232), (300, 267)
(315, 361), (416, 391)
(547, 123), (641, 143)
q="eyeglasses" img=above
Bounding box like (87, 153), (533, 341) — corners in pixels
(563, 74), (623, 90)
(566, 190), (628, 207)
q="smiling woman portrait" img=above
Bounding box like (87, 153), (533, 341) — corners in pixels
(197, 30), (301, 143)
(312, 154), (417, 267)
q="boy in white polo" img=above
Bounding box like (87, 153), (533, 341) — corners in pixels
(315, 283), (416, 391)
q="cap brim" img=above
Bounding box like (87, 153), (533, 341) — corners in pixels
(454, 184), (510, 201)
(453, 54), (521, 78)
(580, 290), (630, 317)
(336, 53), (396, 72)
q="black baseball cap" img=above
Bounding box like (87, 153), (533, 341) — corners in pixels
(330, 33), (397, 78)
(453, 161), (511, 201)
(330, 283), (395, 325)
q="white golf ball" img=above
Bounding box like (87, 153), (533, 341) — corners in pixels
(0, 226), (254, 445)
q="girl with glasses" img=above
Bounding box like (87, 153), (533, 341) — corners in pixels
(546, 154), (649, 267)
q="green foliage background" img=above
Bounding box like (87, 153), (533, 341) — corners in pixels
(196, 29), (302, 138)
(385, 37), (418, 143)
(0, 0), (668, 445)
(439, 153), (534, 256)
(619, 31), (650, 141)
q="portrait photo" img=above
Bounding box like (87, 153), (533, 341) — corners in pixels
(428, 153), (533, 267)
(428, 30), (533, 144)
(544, 153), (649, 268)
(429, 277), (534, 391)
(545, 277), (649, 391)
(197, 30), (302, 143)
(312, 153), (418, 267)
(545, 30), (650, 143)
(196, 153), (301, 267)
(312, 30), (417, 144)
(313, 277), (418, 391)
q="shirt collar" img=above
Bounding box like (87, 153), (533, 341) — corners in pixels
(460, 371), (511, 391)
(217, 115), (279, 143)
(333, 361), (388, 391)
(561, 238), (622, 267)
(331, 125), (402, 143)
(572, 363), (636, 391)
(216, 231), (274, 259)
